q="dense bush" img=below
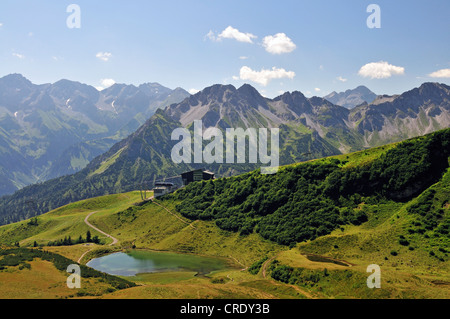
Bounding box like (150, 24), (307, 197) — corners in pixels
(406, 188), (448, 236)
(270, 265), (294, 283)
(169, 129), (450, 246)
(324, 129), (450, 201)
(248, 256), (268, 275)
(270, 264), (338, 287)
(174, 161), (353, 245)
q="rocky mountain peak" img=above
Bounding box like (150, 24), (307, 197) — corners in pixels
(324, 85), (377, 109)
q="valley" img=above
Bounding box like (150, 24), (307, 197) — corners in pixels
(2, 81), (449, 226)
(0, 74), (190, 196)
(1, 0), (449, 308)
(0, 130), (448, 299)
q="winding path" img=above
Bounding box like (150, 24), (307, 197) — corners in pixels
(84, 211), (119, 246)
(78, 199), (192, 263)
(261, 254), (278, 279)
(77, 211), (119, 264)
(77, 245), (94, 264)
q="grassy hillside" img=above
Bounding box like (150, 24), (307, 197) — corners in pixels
(0, 247), (136, 298)
(171, 129), (449, 247)
(272, 166), (449, 298)
(0, 130), (449, 299)
(0, 192), (144, 247)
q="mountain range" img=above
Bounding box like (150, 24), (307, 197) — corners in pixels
(323, 85), (377, 109)
(0, 79), (449, 225)
(0, 74), (190, 196)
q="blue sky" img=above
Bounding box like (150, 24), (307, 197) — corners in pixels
(0, 0), (449, 98)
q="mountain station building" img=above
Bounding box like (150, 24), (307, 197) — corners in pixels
(153, 182), (175, 198)
(181, 169), (215, 186)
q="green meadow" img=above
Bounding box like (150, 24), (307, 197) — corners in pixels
(0, 131), (448, 299)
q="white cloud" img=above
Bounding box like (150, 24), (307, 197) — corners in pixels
(428, 68), (450, 78)
(0, 23), (3, 27)
(239, 56), (249, 60)
(262, 33), (296, 54)
(217, 26), (257, 43)
(12, 53), (25, 59)
(238, 66), (295, 86)
(205, 30), (217, 41)
(96, 52), (112, 62)
(337, 76), (347, 82)
(358, 61), (405, 79)
(314, 88), (321, 92)
(188, 88), (200, 94)
(100, 78), (116, 88)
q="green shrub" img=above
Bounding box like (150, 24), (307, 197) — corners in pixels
(248, 256), (269, 275)
(170, 129), (450, 246)
(271, 265), (294, 283)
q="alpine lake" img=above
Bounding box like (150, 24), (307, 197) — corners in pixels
(86, 250), (235, 277)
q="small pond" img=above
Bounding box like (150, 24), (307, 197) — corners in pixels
(86, 250), (231, 276)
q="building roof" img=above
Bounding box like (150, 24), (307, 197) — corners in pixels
(155, 182), (174, 187)
(181, 168), (214, 176)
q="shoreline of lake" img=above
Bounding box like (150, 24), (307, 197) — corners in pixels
(86, 249), (239, 277)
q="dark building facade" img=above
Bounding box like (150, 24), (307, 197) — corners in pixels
(181, 169), (215, 186)
(153, 182), (175, 198)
